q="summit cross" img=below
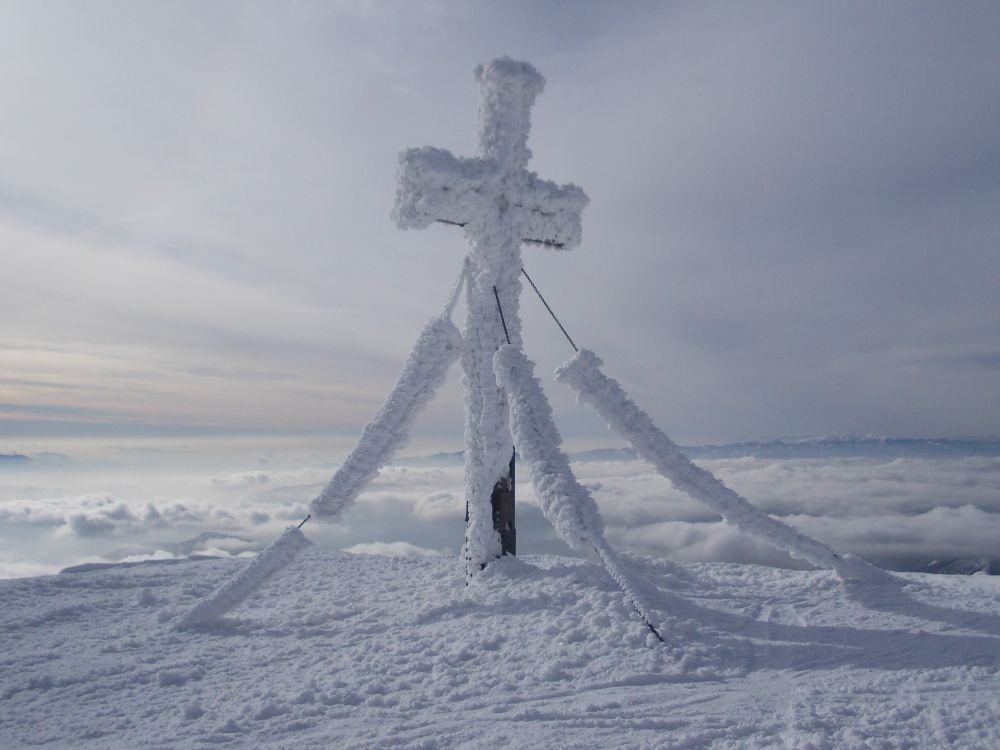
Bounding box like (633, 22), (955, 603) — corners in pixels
(393, 57), (589, 572)
(173, 55), (888, 636)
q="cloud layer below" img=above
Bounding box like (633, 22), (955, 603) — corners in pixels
(2, 439), (998, 578)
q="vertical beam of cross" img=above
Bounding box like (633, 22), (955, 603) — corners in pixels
(393, 57), (588, 574)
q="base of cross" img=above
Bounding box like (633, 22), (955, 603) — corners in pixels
(465, 449), (516, 571)
(491, 452), (516, 557)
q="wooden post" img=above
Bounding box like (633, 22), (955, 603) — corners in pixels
(490, 451), (516, 556)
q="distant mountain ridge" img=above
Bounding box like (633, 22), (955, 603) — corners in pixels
(0, 451), (74, 469)
(397, 437), (1000, 465)
(923, 557), (1000, 576)
(683, 436), (1000, 459)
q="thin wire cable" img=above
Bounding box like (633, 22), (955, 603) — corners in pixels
(521, 266), (578, 352)
(493, 286), (512, 345)
(444, 259), (470, 318)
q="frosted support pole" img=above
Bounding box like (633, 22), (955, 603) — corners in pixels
(175, 526), (312, 629)
(494, 344), (664, 641)
(311, 313), (463, 520)
(174, 278), (466, 630)
(555, 349), (893, 584)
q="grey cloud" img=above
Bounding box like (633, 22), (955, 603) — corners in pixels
(0, 3), (1000, 438)
(68, 512), (123, 537)
(944, 352), (1000, 371)
(185, 366), (290, 381)
(0, 403), (126, 420)
(414, 491), (463, 521)
(1, 3), (998, 442)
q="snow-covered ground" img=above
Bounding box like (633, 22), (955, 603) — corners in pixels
(3, 550), (999, 748)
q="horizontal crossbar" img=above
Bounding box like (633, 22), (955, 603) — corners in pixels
(434, 219), (565, 249)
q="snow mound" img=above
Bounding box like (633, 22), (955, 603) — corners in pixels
(3, 551), (999, 748)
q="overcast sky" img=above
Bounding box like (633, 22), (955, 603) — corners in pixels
(2, 1), (999, 447)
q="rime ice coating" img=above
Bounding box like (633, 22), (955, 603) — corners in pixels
(392, 60), (588, 250)
(392, 147), (587, 251)
(392, 146), (497, 232)
(311, 314), (463, 519)
(493, 345), (603, 548)
(392, 57), (589, 574)
(556, 349), (892, 583)
(474, 57), (544, 169)
(494, 344), (664, 636)
(175, 526), (312, 629)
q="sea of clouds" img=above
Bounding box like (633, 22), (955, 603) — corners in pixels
(2, 437), (999, 579)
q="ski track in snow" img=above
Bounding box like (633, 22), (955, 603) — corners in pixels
(2, 551), (999, 749)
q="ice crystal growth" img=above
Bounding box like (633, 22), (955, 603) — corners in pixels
(474, 57), (544, 169)
(392, 58), (588, 249)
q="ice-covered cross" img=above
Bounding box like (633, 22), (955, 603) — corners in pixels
(393, 57), (589, 570)
(175, 55), (888, 634)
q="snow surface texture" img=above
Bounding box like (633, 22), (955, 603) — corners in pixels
(392, 57), (588, 573)
(3, 551), (999, 748)
(174, 527), (311, 630)
(556, 349), (891, 583)
(310, 312), (462, 519)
